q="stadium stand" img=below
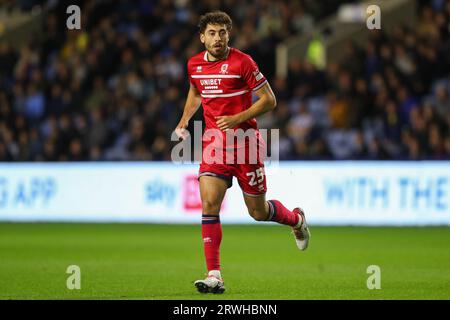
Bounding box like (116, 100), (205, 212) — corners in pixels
(0, 0), (449, 161)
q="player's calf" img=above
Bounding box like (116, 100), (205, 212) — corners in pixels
(244, 195), (270, 221)
(247, 208), (269, 221)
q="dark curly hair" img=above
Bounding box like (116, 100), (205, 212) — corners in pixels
(198, 11), (232, 34)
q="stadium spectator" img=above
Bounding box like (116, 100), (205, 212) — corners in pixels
(0, 0), (449, 162)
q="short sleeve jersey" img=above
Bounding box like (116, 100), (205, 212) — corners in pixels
(187, 48), (268, 132)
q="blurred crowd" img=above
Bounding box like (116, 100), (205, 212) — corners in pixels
(0, 0), (449, 161)
(273, 1), (450, 160)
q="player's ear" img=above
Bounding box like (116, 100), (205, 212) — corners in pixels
(200, 33), (205, 44)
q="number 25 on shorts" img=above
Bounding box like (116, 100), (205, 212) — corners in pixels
(246, 168), (264, 186)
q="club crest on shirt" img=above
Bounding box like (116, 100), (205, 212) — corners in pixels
(196, 66), (202, 73)
(219, 64), (229, 74)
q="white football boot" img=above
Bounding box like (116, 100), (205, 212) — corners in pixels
(292, 207), (311, 251)
(194, 275), (225, 294)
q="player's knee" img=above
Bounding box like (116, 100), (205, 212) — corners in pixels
(202, 200), (221, 214)
(248, 208), (268, 221)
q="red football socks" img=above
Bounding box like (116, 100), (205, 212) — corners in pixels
(201, 202), (298, 272)
(201, 214), (222, 271)
(267, 200), (300, 227)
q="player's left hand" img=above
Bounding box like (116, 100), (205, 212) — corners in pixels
(215, 115), (240, 131)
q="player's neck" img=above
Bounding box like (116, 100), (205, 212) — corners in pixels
(207, 47), (230, 62)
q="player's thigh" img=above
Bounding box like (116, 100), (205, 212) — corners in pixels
(199, 175), (229, 214)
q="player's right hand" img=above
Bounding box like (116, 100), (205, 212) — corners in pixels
(175, 122), (190, 141)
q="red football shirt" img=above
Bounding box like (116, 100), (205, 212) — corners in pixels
(187, 47), (268, 132)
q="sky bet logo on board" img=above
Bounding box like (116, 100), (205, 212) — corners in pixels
(181, 175), (226, 212)
(145, 175), (225, 212)
(183, 175), (202, 211)
(145, 178), (176, 208)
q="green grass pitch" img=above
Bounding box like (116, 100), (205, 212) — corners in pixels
(0, 223), (449, 299)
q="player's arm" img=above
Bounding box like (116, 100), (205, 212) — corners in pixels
(175, 84), (202, 139)
(215, 82), (276, 131)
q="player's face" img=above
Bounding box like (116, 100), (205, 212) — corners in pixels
(201, 24), (230, 60)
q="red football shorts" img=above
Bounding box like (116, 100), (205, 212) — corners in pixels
(199, 130), (267, 196)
